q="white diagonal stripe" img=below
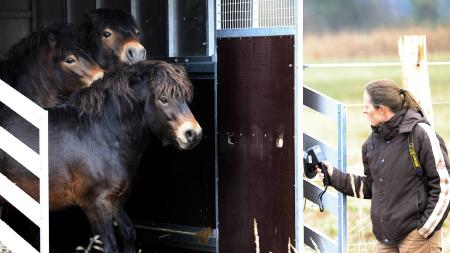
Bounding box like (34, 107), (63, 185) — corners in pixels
(417, 123), (450, 237)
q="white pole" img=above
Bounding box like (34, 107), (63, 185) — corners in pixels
(294, 0), (304, 250)
(39, 112), (50, 253)
(398, 35), (434, 127)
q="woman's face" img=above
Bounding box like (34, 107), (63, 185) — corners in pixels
(363, 90), (386, 126)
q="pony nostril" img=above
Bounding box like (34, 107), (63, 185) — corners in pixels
(127, 48), (135, 60)
(140, 48), (147, 60)
(127, 47), (146, 62)
(185, 129), (196, 142)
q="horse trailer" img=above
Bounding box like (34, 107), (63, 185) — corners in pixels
(0, 1), (348, 252)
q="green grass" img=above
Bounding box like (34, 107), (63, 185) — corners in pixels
(302, 53), (450, 252)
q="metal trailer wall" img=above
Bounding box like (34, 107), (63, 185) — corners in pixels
(0, 0), (36, 57)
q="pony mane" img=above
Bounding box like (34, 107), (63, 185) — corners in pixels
(5, 24), (80, 62)
(1, 24), (83, 86)
(81, 8), (139, 33)
(69, 64), (134, 116)
(149, 61), (193, 104)
(69, 60), (193, 116)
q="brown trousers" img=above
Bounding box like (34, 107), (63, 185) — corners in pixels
(376, 229), (442, 253)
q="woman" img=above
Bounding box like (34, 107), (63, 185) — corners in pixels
(317, 79), (450, 252)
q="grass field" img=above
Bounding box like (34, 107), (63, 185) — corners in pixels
(302, 52), (450, 252)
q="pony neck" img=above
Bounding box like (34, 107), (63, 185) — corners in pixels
(14, 52), (66, 107)
(77, 76), (154, 158)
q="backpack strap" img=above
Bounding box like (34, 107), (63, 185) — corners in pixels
(408, 129), (424, 177)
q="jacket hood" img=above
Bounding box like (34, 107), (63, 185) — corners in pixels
(398, 108), (429, 133)
(372, 108), (428, 140)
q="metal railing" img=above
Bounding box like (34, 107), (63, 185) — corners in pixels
(216, 0), (295, 37)
(0, 79), (49, 253)
(216, 0), (294, 29)
(303, 86), (347, 253)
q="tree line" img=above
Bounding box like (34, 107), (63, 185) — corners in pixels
(304, 0), (450, 34)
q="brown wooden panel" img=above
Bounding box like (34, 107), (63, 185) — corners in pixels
(218, 36), (295, 252)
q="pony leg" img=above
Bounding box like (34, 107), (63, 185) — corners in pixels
(113, 202), (136, 253)
(83, 200), (119, 253)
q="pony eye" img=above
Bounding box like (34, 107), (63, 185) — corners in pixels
(103, 31), (112, 38)
(135, 30), (140, 36)
(65, 57), (76, 64)
(159, 97), (168, 105)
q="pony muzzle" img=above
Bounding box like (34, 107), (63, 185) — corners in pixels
(175, 121), (202, 150)
(82, 69), (104, 86)
(122, 41), (146, 64)
(91, 70), (104, 82)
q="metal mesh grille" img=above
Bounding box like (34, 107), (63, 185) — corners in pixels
(217, 0), (294, 30)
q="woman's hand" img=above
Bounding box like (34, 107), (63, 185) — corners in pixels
(315, 160), (334, 179)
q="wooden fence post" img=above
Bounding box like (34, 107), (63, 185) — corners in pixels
(398, 35), (434, 127)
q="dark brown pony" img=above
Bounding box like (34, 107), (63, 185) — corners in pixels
(0, 60), (202, 253)
(0, 24), (104, 107)
(80, 8), (146, 70)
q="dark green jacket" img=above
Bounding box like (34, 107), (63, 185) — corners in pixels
(331, 108), (450, 244)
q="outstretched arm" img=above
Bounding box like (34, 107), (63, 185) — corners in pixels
(317, 153), (373, 199)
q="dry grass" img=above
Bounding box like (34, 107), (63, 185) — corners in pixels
(304, 26), (450, 61)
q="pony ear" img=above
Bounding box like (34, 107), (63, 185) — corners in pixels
(47, 33), (57, 48)
(79, 11), (97, 40)
(128, 65), (152, 100)
(84, 10), (98, 24)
